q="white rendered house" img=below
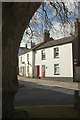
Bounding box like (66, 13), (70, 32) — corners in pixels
(18, 33), (76, 81)
(18, 42), (42, 78)
(18, 19), (79, 81)
(18, 49), (35, 77)
(34, 35), (74, 81)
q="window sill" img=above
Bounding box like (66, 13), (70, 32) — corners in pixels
(54, 57), (59, 59)
(41, 59), (46, 60)
(54, 74), (60, 75)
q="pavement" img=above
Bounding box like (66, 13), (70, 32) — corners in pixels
(18, 75), (80, 91)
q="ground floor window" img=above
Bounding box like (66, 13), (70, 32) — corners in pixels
(27, 66), (29, 73)
(20, 67), (22, 73)
(54, 64), (60, 75)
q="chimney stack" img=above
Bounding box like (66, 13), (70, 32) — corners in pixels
(74, 18), (80, 35)
(43, 29), (50, 43)
(26, 44), (27, 49)
(31, 40), (32, 48)
(31, 40), (35, 48)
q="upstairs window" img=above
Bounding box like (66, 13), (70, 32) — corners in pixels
(27, 54), (29, 61)
(41, 50), (46, 60)
(20, 56), (22, 63)
(54, 64), (60, 75)
(54, 47), (59, 58)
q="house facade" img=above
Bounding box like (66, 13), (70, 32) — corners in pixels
(35, 42), (73, 81)
(18, 18), (79, 82)
(18, 50), (35, 77)
(18, 42), (43, 77)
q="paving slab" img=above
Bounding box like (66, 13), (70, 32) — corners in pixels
(18, 76), (80, 90)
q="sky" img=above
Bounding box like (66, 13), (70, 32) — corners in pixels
(20, 1), (79, 48)
(50, 22), (75, 39)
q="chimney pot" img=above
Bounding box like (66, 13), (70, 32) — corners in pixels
(26, 44), (27, 49)
(76, 18), (78, 22)
(31, 40), (35, 48)
(74, 18), (79, 34)
(43, 29), (50, 43)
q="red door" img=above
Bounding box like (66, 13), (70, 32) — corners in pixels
(37, 66), (40, 77)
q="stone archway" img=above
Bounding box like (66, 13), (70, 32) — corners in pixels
(2, 2), (41, 118)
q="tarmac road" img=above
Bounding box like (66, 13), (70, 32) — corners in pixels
(14, 84), (74, 107)
(14, 76), (80, 107)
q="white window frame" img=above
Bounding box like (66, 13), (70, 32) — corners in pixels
(20, 56), (22, 63)
(54, 64), (60, 75)
(54, 47), (59, 58)
(27, 66), (29, 73)
(41, 50), (46, 60)
(20, 67), (22, 73)
(27, 54), (29, 61)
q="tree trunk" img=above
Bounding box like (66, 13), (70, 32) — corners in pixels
(2, 3), (41, 118)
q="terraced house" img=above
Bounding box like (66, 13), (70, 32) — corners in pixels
(18, 18), (79, 82)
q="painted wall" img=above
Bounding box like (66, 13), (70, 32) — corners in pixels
(35, 43), (73, 78)
(26, 51), (34, 77)
(18, 51), (35, 77)
(18, 54), (26, 76)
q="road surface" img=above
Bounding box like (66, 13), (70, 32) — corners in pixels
(14, 84), (74, 107)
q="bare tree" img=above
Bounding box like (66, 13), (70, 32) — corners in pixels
(21, 1), (77, 47)
(2, 1), (79, 119)
(21, 1), (80, 111)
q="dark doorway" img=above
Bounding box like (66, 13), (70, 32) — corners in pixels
(42, 65), (45, 79)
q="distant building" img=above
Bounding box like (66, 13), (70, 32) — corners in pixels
(18, 41), (42, 77)
(18, 47), (28, 56)
(18, 18), (79, 82)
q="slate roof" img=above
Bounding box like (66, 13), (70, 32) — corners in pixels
(18, 34), (78, 56)
(18, 47), (30, 56)
(36, 34), (78, 50)
(18, 42), (43, 56)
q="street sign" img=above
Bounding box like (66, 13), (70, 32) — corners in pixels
(74, 59), (77, 66)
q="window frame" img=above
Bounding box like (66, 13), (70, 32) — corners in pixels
(27, 66), (29, 73)
(20, 56), (22, 63)
(54, 64), (60, 75)
(20, 67), (22, 73)
(41, 50), (46, 60)
(54, 47), (59, 58)
(27, 54), (29, 61)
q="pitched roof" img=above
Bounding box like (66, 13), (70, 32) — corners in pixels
(18, 34), (78, 56)
(18, 42), (43, 56)
(18, 47), (29, 56)
(36, 34), (78, 50)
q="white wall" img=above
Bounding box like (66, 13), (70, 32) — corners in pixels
(35, 43), (73, 78)
(26, 51), (33, 77)
(18, 51), (35, 77)
(18, 54), (26, 76)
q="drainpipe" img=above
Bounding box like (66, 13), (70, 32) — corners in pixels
(73, 18), (80, 110)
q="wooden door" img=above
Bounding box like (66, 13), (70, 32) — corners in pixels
(42, 65), (45, 78)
